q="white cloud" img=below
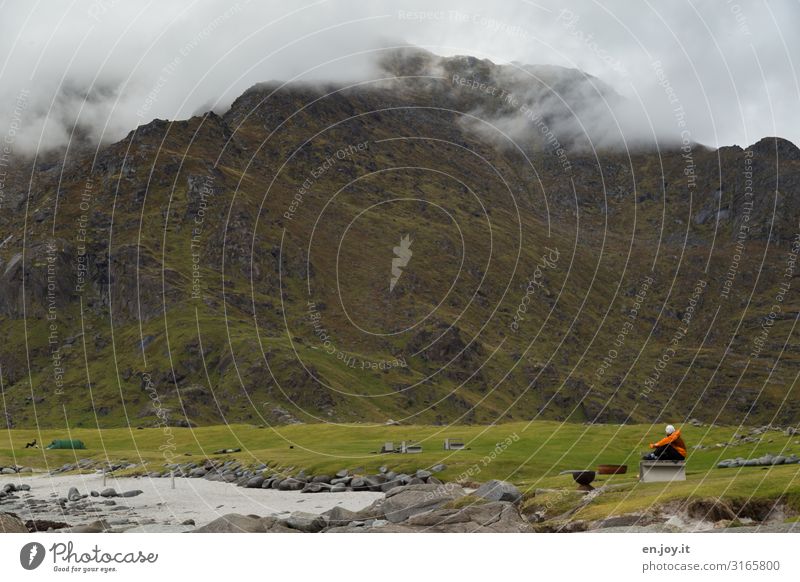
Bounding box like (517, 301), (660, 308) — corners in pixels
(0, 0), (797, 154)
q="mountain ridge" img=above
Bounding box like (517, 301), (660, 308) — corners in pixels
(1, 50), (798, 429)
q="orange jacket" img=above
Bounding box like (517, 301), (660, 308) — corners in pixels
(650, 429), (687, 457)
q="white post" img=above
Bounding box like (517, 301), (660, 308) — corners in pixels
(171, 470), (175, 490)
(103, 469), (107, 487)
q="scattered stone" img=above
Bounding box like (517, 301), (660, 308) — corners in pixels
(62, 520), (112, 533)
(119, 490), (143, 498)
(99, 488), (118, 498)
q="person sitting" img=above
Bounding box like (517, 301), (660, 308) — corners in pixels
(642, 425), (686, 461)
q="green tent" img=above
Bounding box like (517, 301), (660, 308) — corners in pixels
(46, 439), (86, 450)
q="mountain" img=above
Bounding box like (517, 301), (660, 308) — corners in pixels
(1, 48), (799, 428)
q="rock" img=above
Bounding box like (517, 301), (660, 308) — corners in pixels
(415, 469), (432, 480)
(67, 487), (82, 501)
(381, 483), (466, 523)
(430, 463), (446, 473)
(99, 488), (118, 498)
(330, 477), (350, 486)
(427, 476), (442, 485)
(278, 478), (304, 491)
(119, 490), (143, 498)
(282, 511), (325, 533)
(330, 484), (347, 493)
(181, 519), (195, 526)
(321, 506), (359, 527)
(757, 454), (774, 465)
(364, 475), (385, 491)
(25, 519), (70, 532)
(772, 456), (786, 465)
(301, 482), (323, 493)
(591, 514), (653, 529)
(350, 477), (368, 491)
(1, 467), (15, 474)
(193, 514), (267, 533)
(312, 475), (332, 484)
(190, 468), (207, 477)
(335, 469), (349, 478)
(473, 480), (522, 504)
(379, 466), (388, 474)
(16, 484), (31, 491)
(404, 501), (532, 533)
(246, 476), (265, 488)
(0, 512), (27, 533)
(62, 520), (112, 533)
(380, 480), (402, 493)
(90, 490), (100, 497)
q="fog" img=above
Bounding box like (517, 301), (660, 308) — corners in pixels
(0, 0), (798, 155)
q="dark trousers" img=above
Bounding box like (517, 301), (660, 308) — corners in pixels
(652, 444), (685, 461)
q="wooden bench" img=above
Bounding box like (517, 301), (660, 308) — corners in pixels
(639, 460), (686, 483)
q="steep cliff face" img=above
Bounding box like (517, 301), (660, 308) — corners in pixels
(1, 50), (798, 428)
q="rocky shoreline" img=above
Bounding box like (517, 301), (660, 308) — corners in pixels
(3, 472), (797, 533)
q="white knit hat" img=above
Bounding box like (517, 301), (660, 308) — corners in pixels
(665, 425), (676, 435)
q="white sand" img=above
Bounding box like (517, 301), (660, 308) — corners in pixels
(1, 473), (383, 532)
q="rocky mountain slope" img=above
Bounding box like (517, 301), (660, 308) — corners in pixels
(1, 49), (798, 428)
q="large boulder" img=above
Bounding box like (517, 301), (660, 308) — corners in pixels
(473, 480), (522, 503)
(405, 501), (532, 533)
(321, 506), (360, 528)
(193, 514), (266, 533)
(0, 512), (27, 533)
(282, 511), (326, 533)
(192, 514), (296, 533)
(381, 483), (465, 523)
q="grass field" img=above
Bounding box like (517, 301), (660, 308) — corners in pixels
(3, 422), (800, 521)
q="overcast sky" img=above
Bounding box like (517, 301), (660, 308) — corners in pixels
(1, 0), (798, 154)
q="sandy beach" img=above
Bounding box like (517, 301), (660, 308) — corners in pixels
(1, 473), (383, 532)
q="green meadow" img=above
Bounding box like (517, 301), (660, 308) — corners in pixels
(3, 422), (799, 521)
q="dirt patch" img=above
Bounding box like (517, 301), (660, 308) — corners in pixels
(684, 498), (737, 522)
